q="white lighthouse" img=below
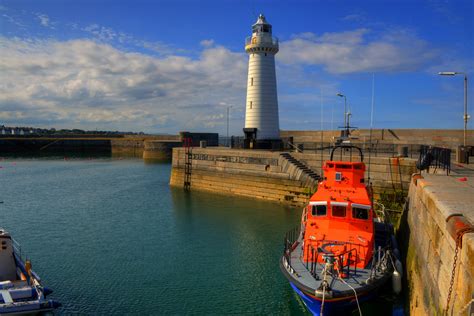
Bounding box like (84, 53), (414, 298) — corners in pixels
(243, 14), (280, 146)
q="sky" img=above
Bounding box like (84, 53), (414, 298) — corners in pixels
(0, 0), (473, 135)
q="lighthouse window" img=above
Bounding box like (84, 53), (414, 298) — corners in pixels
(311, 205), (326, 217)
(251, 77), (253, 86)
(249, 101), (253, 109)
(332, 205), (347, 217)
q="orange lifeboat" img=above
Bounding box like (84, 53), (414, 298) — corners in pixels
(280, 145), (402, 315)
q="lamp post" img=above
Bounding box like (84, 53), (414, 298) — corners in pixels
(331, 104), (334, 131)
(226, 105), (232, 147)
(336, 93), (347, 128)
(438, 71), (469, 146)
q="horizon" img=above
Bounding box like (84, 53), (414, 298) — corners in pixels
(0, 0), (473, 135)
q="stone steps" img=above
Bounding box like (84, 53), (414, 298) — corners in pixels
(280, 152), (321, 185)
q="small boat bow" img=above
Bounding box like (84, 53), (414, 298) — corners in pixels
(0, 228), (60, 314)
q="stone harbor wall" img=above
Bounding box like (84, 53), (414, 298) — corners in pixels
(170, 148), (318, 206)
(405, 173), (474, 315)
(170, 147), (417, 205)
(281, 129), (474, 150)
(142, 140), (182, 160)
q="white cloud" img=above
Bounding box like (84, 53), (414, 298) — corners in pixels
(200, 39), (215, 47)
(341, 13), (366, 23)
(37, 14), (50, 27)
(83, 24), (116, 41)
(2, 13), (26, 28)
(278, 28), (438, 74)
(0, 37), (247, 133)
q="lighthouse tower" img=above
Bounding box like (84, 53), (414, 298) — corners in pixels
(243, 14), (280, 147)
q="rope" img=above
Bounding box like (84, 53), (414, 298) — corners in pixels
(320, 282), (326, 316)
(339, 276), (362, 316)
(459, 298), (474, 315)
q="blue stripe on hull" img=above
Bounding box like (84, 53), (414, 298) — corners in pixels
(290, 283), (374, 316)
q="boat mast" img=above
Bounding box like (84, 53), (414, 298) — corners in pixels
(368, 74), (375, 199)
(320, 89), (324, 172)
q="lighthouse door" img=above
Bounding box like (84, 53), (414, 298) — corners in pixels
(243, 128), (257, 149)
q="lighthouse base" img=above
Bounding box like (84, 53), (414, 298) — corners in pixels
(244, 139), (282, 150)
(243, 128), (282, 150)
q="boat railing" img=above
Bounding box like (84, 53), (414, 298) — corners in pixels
(11, 238), (23, 261)
(305, 242), (360, 279)
(330, 144), (364, 162)
(283, 225), (301, 266)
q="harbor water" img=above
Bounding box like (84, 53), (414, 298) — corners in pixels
(0, 158), (404, 314)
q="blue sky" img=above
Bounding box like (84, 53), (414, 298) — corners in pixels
(0, 0), (473, 134)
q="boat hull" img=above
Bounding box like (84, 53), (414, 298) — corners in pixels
(290, 282), (374, 315)
(280, 252), (392, 315)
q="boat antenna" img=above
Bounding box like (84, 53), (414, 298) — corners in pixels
(368, 73), (375, 183)
(320, 89), (324, 172)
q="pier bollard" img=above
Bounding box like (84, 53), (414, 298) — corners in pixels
(456, 146), (468, 163)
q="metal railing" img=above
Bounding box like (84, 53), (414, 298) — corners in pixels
(218, 136), (245, 148)
(282, 141), (423, 158)
(305, 241), (360, 279)
(245, 35), (279, 47)
(283, 225), (301, 267)
(417, 145), (451, 175)
(12, 238), (22, 260)
(286, 141), (303, 153)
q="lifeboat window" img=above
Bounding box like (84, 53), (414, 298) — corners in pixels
(336, 164), (351, 169)
(351, 204), (370, 220)
(312, 205), (326, 216)
(332, 205), (347, 217)
(352, 207), (369, 220)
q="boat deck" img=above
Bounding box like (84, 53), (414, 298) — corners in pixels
(282, 236), (391, 298)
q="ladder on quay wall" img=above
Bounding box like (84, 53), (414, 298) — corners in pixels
(183, 137), (192, 191)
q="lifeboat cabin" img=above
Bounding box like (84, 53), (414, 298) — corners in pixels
(302, 160), (374, 270)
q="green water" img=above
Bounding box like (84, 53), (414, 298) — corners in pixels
(0, 158), (403, 315)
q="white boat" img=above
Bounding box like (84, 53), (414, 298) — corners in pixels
(0, 228), (60, 314)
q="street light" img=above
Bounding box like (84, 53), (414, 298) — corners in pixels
(438, 71), (469, 146)
(336, 93), (347, 129)
(226, 105), (232, 147)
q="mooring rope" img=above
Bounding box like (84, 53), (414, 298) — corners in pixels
(339, 276), (362, 316)
(458, 298), (474, 315)
(320, 281), (326, 316)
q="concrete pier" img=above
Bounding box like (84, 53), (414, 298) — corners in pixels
(143, 140), (182, 160)
(406, 166), (474, 315)
(170, 147), (318, 205)
(281, 129), (474, 150)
